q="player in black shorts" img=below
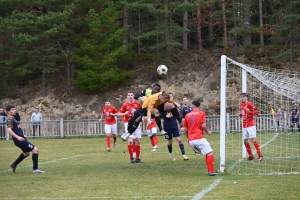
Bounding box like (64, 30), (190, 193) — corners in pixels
(289, 101), (299, 132)
(6, 105), (45, 173)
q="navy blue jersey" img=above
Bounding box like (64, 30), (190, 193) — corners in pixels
(7, 118), (25, 144)
(182, 106), (192, 118)
(162, 110), (178, 129)
(291, 105), (298, 116)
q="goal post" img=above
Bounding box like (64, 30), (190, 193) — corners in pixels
(219, 55), (300, 175)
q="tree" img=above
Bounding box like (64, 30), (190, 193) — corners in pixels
(74, 0), (135, 92)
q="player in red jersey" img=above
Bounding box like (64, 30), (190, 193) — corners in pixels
(239, 93), (263, 161)
(146, 118), (159, 152)
(99, 101), (118, 152)
(118, 92), (143, 163)
(181, 100), (217, 176)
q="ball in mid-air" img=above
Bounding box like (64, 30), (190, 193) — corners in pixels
(157, 65), (168, 75)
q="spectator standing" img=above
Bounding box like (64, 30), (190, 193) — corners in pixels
(31, 108), (43, 137)
(275, 108), (282, 129)
(289, 101), (299, 132)
(0, 107), (8, 139)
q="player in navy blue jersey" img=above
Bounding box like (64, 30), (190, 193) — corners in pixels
(6, 105), (45, 173)
(289, 101), (299, 132)
(181, 97), (192, 119)
(161, 109), (189, 161)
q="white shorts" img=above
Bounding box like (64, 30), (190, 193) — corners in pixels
(128, 125), (142, 139)
(189, 138), (213, 155)
(147, 127), (157, 137)
(242, 126), (256, 139)
(105, 123), (117, 135)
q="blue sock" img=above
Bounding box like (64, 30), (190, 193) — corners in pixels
(179, 143), (185, 155)
(32, 154), (38, 170)
(168, 145), (172, 154)
(13, 153), (26, 166)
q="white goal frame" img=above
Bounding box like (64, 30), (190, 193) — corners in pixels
(219, 55), (300, 174)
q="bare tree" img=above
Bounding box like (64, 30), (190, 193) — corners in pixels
(182, 0), (188, 50)
(222, 0), (228, 48)
(57, 41), (75, 96)
(259, 0), (264, 46)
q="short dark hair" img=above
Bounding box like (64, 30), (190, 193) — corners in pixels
(153, 83), (161, 88)
(192, 100), (200, 107)
(182, 96), (188, 101)
(240, 92), (249, 97)
(6, 105), (15, 112)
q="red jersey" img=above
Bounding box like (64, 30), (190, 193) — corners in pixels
(119, 101), (142, 122)
(147, 118), (157, 130)
(102, 106), (118, 125)
(183, 110), (206, 141)
(239, 101), (259, 128)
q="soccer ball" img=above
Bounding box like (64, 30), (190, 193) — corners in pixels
(157, 65), (168, 75)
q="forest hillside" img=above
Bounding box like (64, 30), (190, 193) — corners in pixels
(1, 47), (299, 121)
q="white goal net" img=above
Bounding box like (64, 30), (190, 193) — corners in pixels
(220, 55), (300, 175)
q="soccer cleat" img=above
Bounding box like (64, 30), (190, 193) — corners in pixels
(33, 169), (45, 173)
(169, 153), (176, 161)
(183, 155), (189, 160)
(121, 132), (130, 141)
(114, 143), (117, 148)
(151, 145), (158, 152)
(151, 148), (157, 152)
(160, 130), (167, 136)
(130, 158), (135, 163)
(10, 163), (16, 173)
(135, 158), (143, 163)
(247, 155), (254, 161)
(207, 171), (218, 176)
(195, 152), (201, 155)
(258, 156), (263, 161)
(107, 148), (111, 152)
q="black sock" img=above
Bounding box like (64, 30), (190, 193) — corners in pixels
(179, 143), (185, 155)
(168, 145), (172, 154)
(13, 153), (26, 166)
(155, 117), (162, 131)
(32, 153), (38, 170)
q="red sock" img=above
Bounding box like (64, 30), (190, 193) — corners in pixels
(244, 142), (253, 156)
(253, 141), (262, 157)
(136, 145), (141, 159)
(206, 155), (215, 172)
(113, 136), (117, 143)
(150, 138), (155, 147)
(153, 135), (158, 146)
(128, 144), (133, 158)
(106, 136), (110, 148)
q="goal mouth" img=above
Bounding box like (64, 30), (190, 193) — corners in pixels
(220, 55), (300, 175)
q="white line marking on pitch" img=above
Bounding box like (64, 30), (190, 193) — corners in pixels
(0, 154), (82, 174)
